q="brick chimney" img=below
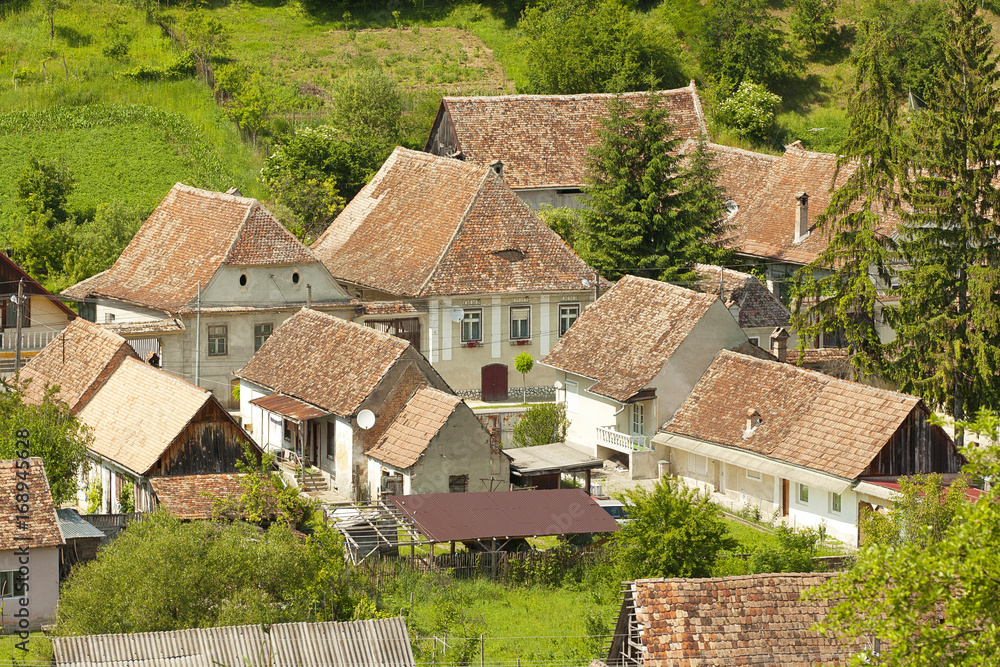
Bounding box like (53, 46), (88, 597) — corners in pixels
(794, 192), (809, 243)
(770, 327), (790, 363)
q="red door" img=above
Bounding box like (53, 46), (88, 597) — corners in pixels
(481, 363), (509, 402)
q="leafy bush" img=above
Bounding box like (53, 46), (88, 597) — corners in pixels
(117, 480), (134, 514)
(330, 68), (403, 140)
(85, 479), (102, 515)
(715, 81), (782, 143)
(102, 35), (131, 61)
(512, 403), (569, 448)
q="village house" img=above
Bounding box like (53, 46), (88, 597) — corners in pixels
(694, 264), (792, 351)
(540, 275), (752, 477)
(424, 83), (708, 210)
(654, 348), (962, 546)
(1, 458), (64, 631)
(61, 183), (353, 404)
(236, 308), (508, 500)
(310, 147), (597, 400)
(0, 251), (76, 374)
(606, 573), (864, 666)
(19, 318), (259, 514)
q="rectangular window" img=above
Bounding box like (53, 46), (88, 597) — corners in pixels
(449, 474), (469, 493)
(559, 304), (580, 336)
(208, 325), (228, 356)
(254, 323), (273, 352)
(830, 492), (842, 513)
(746, 469), (762, 481)
(565, 379), (579, 413)
(327, 420), (335, 459)
(631, 403), (644, 436)
(510, 306), (530, 340)
(462, 310), (482, 343)
(798, 483), (810, 504)
(688, 452), (708, 476)
(0, 570), (22, 598)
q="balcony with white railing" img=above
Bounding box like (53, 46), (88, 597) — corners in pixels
(0, 329), (58, 352)
(596, 425), (652, 453)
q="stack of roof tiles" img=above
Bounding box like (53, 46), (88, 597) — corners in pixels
(429, 84), (707, 189)
(311, 147), (595, 297)
(542, 275), (718, 402)
(62, 184), (327, 312)
(625, 573), (861, 666)
(662, 349), (936, 479)
(367, 386), (462, 469)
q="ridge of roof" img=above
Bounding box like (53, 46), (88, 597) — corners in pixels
(441, 83), (698, 104)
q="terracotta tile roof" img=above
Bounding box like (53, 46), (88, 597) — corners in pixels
(19, 318), (139, 413)
(101, 318), (186, 336)
(236, 308), (409, 416)
(723, 142), (902, 266)
(692, 142), (780, 213)
(541, 276), (718, 402)
(312, 148), (595, 297)
(694, 264), (790, 328)
(627, 573), (859, 666)
(662, 349), (926, 479)
(787, 347), (851, 365)
(149, 474), (244, 520)
(428, 84), (707, 189)
(76, 356), (214, 475)
(1, 458), (64, 550)
(0, 253), (77, 320)
(368, 387), (461, 469)
(62, 184), (320, 311)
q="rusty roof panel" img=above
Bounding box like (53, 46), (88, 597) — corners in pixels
(250, 393), (330, 421)
(389, 489), (619, 542)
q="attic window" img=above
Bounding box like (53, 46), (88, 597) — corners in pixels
(494, 249), (525, 262)
(292, 272), (300, 284)
(239, 273), (247, 287)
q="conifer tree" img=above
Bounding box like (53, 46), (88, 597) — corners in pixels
(792, 20), (906, 377)
(580, 94), (730, 282)
(893, 0), (1000, 432)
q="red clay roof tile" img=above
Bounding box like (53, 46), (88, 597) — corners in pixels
(1, 458), (64, 550)
(367, 386), (461, 469)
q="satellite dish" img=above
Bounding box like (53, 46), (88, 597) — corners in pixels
(9, 295), (18, 304)
(581, 279), (590, 288)
(357, 409), (376, 430)
(449, 306), (464, 323)
(553, 380), (563, 390)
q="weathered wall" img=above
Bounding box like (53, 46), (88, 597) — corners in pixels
(152, 400), (255, 476)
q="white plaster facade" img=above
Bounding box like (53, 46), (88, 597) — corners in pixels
(0, 546), (59, 631)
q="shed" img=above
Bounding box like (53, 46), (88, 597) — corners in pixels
(57, 508), (105, 578)
(505, 443), (604, 493)
(52, 617), (415, 667)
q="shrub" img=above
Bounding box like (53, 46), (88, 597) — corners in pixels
(715, 81), (782, 144)
(512, 403), (569, 448)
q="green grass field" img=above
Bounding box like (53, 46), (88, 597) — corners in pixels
(0, 632), (52, 667)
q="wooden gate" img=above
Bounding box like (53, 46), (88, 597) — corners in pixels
(481, 363), (508, 402)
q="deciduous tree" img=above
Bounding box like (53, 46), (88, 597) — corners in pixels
(512, 403), (569, 448)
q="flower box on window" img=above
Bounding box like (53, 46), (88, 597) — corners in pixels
(464, 340), (482, 348)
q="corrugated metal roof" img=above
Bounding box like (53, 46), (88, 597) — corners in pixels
(389, 489), (619, 542)
(52, 618), (414, 667)
(250, 393), (330, 421)
(56, 508), (106, 540)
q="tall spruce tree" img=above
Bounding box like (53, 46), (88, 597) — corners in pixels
(580, 94), (730, 282)
(892, 0), (1000, 433)
(791, 20), (906, 377)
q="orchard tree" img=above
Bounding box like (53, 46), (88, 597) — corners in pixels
(788, 0), (836, 51)
(580, 94), (731, 281)
(519, 0), (686, 95)
(0, 380), (91, 505)
(613, 476), (736, 580)
(330, 68), (403, 141)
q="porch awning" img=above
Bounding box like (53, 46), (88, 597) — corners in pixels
(250, 393), (329, 421)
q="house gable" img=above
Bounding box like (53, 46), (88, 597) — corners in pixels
(150, 399), (258, 477)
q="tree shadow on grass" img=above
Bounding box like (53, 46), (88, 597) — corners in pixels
(808, 24), (856, 67)
(55, 26), (92, 47)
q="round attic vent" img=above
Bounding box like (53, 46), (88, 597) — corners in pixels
(292, 271), (300, 284)
(239, 273), (248, 287)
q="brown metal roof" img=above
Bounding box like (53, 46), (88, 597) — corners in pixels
(250, 393), (330, 421)
(389, 489), (619, 542)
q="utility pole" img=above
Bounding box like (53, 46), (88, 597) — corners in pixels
(14, 279), (24, 373)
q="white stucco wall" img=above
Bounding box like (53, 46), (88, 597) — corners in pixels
(514, 188), (587, 211)
(203, 264), (347, 308)
(0, 546), (60, 631)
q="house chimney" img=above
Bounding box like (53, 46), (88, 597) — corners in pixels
(491, 159), (504, 179)
(794, 192), (809, 243)
(225, 186), (242, 196)
(770, 327), (790, 363)
(745, 408), (763, 435)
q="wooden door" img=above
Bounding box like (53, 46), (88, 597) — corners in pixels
(781, 479), (789, 517)
(481, 363), (509, 402)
